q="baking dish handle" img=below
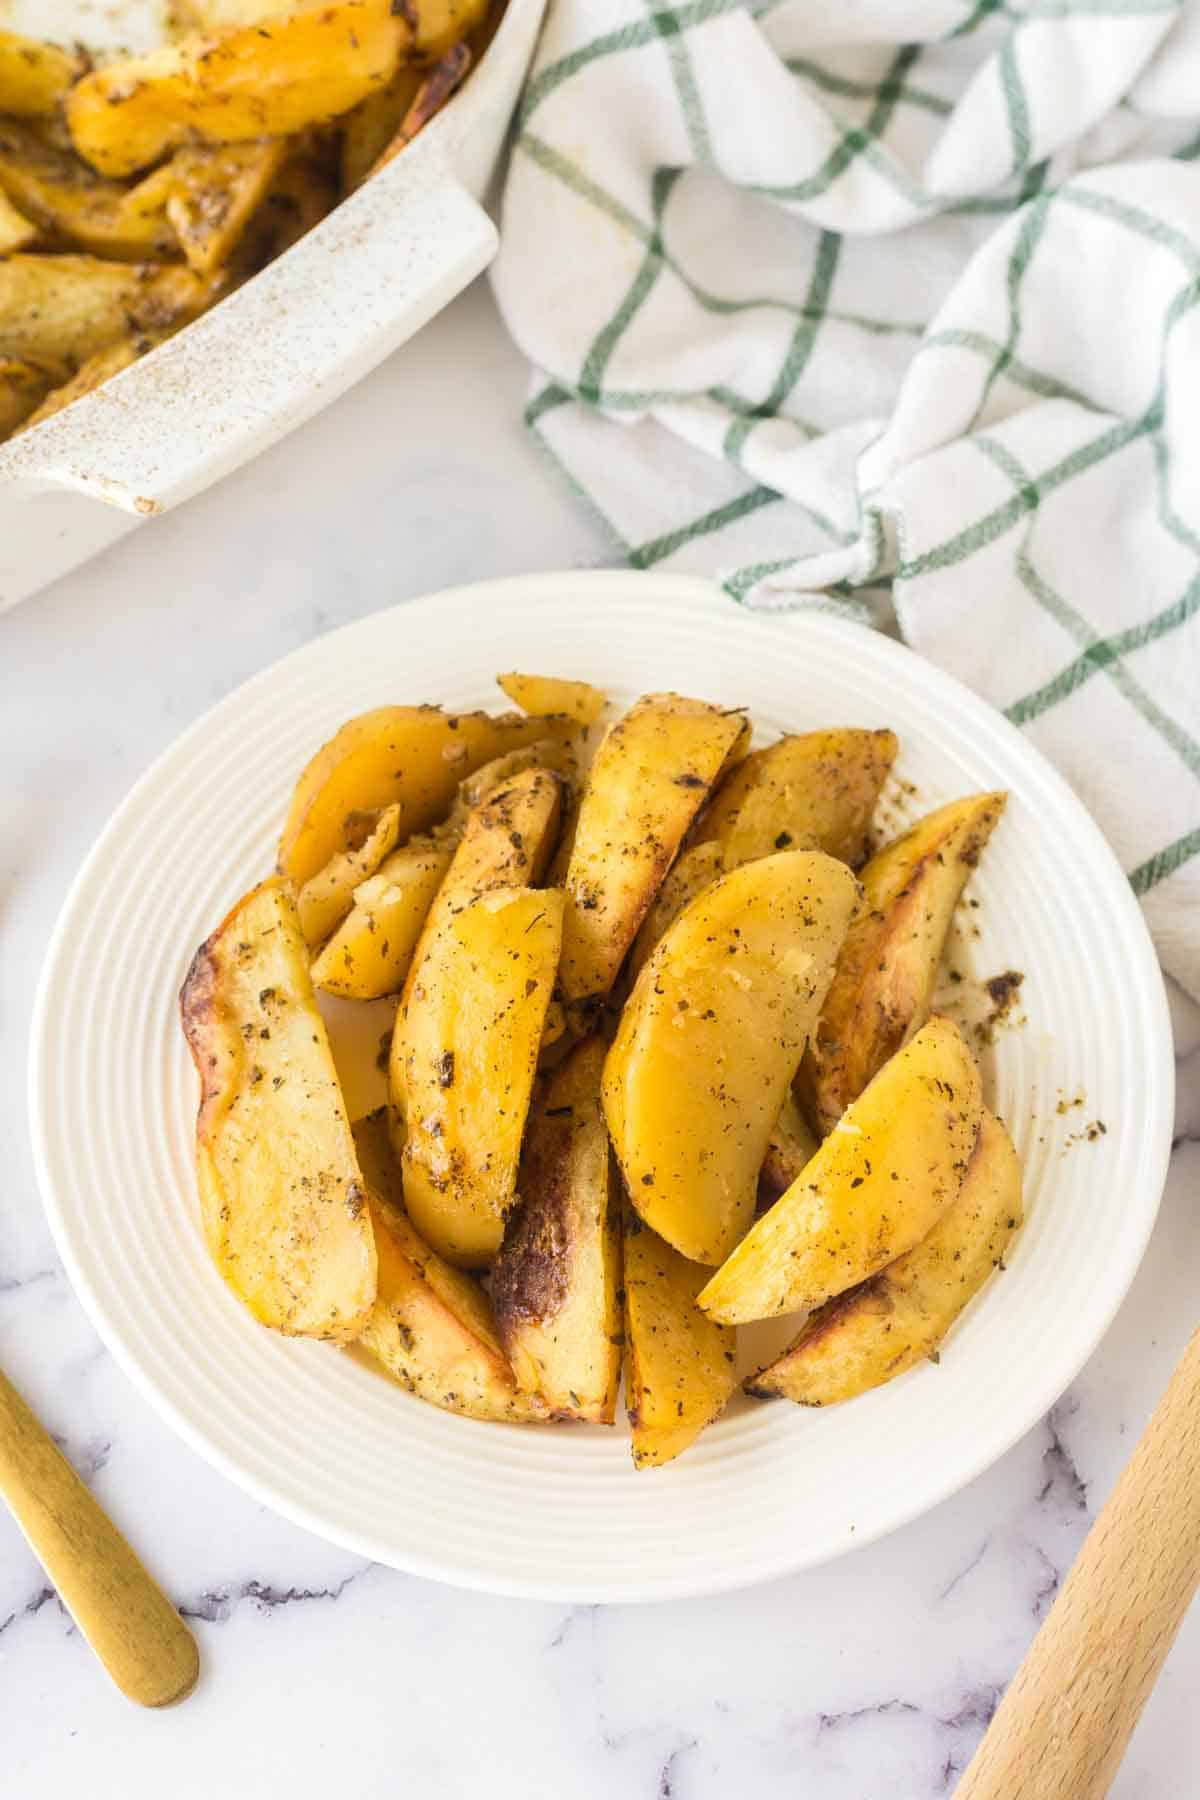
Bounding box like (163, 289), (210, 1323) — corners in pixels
(0, 140), (497, 606)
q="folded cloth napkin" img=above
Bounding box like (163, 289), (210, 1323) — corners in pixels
(491, 0), (1200, 1000)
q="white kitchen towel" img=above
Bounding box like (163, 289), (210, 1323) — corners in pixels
(491, 0), (1200, 999)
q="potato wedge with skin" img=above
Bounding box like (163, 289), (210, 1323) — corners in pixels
(179, 878), (376, 1340)
(497, 672), (607, 729)
(699, 1014), (983, 1326)
(0, 121), (177, 261)
(559, 694), (748, 1010)
(401, 887), (563, 1267)
(760, 1089), (820, 1207)
(312, 837), (452, 1000)
(603, 851), (860, 1266)
(18, 338), (148, 434)
(623, 1210), (736, 1469)
(352, 1111), (547, 1422)
(746, 1109), (1022, 1404)
(0, 190), (36, 254)
(627, 840), (724, 981)
(340, 63), (423, 192)
(445, 736), (577, 831)
(0, 31), (81, 116)
(693, 728), (898, 870)
(0, 255), (220, 364)
(801, 792), (1006, 1136)
(295, 802), (401, 949)
(492, 1039), (622, 1423)
(0, 358), (53, 438)
(278, 706), (573, 888)
(166, 139), (287, 274)
(67, 0), (406, 179)
(368, 42), (471, 177)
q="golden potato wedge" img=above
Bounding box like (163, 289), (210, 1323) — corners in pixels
(623, 1209), (736, 1469)
(0, 189), (36, 254)
(234, 148), (338, 270)
(699, 1014), (983, 1326)
(559, 694), (748, 1011)
(278, 705), (572, 888)
(166, 138), (287, 273)
(444, 735), (577, 831)
(760, 1089), (820, 1206)
(627, 839), (724, 981)
(0, 121), (177, 261)
(497, 672), (607, 729)
(352, 1111), (547, 1422)
(401, 887), (563, 1267)
(0, 358), (54, 438)
(169, 0), (483, 50)
(492, 1039), (622, 1423)
(312, 837), (452, 1000)
(0, 31), (81, 116)
(0, 254), (220, 363)
(295, 801), (401, 949)
(368, 41), (471, 176)
(179, 877), (377, 1340)
(67, 0), (406, 179)
(747, 1109), (1022, 1404)
(603, 851), (859, 1265)
(17, 337), (148, 434)
(801, 792), (1006, 1136)
(340, 63), (423, 191)
(693, 728), (898, 869)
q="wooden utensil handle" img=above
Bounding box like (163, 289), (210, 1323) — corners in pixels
(0, 1367), (198, 1706)
(957, 1324), (1200, 1799)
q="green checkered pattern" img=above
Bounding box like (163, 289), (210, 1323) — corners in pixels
(491, 0), (1200, 996)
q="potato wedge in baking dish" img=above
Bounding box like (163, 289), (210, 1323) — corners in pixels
(699, 1014), (982, 1326)
(17, 337), (150, 433)
(400, 887), (563, 1267)
(353, 1111), (547, 1423)
(0, 120), (177, 261)
(0, 30), (81, 116)
(278, 705), (574, 888)
(179, 877), (377, 1340)
(67, 0), (407, 178)
(559, 694), (749, 1012)
(340, 63), (424, 192)
(165, 139), (288, 274)
(492, 1038), (622, 1423)
(623, 1209), (737, 1470)
(295, 802), (402, 950)
(0, 358), (55, 436)
(801, 792), (1006, 1136)
(0, 255), (221, 364)
(603, 851), (859, 1266)
(747, 1109), (1022, 1405)
(693, 727), (898, 870)
(497, 672), (608, 729)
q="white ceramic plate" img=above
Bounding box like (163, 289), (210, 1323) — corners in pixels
(29, 572), (1174, 1603)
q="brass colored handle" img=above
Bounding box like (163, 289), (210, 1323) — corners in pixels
(0, 1366), (198, 1706)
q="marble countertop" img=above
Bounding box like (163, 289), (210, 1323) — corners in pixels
(1, 279), (1197, 1800)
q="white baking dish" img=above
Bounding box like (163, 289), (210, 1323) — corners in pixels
(0, 0), (546, 612)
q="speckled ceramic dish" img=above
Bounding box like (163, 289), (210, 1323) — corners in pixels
(28, 572), (1174, 1601)
(0, 0), (546, 612)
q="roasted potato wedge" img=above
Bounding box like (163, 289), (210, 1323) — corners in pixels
(693, 728), (898, 869)
(747, 1109), (1022, 1404)
(0, 30), (81, 116)
(0, 357), (54, 435)
(340, 63), (423, 191)
(0, 255), (220, 363)
(312, 837), (452, 999)
(444, 736), (577, 831)
(801, 792), (1006, 1135)
(400, 887), (563, 1266)
(295, 801), (401, 949)
(234, 147), (338, 269)
(497, 672), (607, 729)
(627, 839), (724, 980)
(760, 1089), (820, 1206)
(492, 1039), (622, 1422)
(166, 138), (287, 273)
(623, 1209), (736, 1469)
(0, 189), (36, 254)
(699, 1015), (983, 1326)
(604, 851), (859, 1265)
(278, 705), (572, 887)
(18, 337), (148, 433)
(169, 0), (485, 50)
(179, 877), (377, 1340)
(67, 0), (406, 178)
(559, 694), (748, 1011)
(353, 1111), (547, 1422)
(368, 41), (470, 176)
(0, 121), (176, 260)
